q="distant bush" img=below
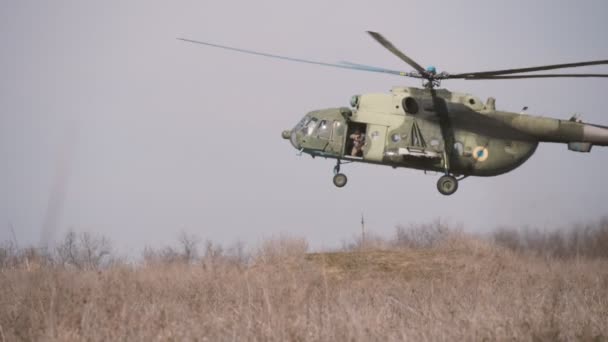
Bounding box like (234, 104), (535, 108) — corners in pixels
(393, 219), (457, 249)
(254, 235), (308, 264)
(341, 231), (390, 251)
(493, 218), (608, 259)
(0, 241), (17, 268)
(0, 240), (54, 270)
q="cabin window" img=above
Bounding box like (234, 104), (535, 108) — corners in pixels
(317, 120), (331, 139)
(332, 121), (342, 137)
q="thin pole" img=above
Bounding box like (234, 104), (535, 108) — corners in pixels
(361, 213), (365, 249)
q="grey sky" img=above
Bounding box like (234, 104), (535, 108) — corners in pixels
(1, 0), (607, 252)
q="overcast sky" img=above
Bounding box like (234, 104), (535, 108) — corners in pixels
(1, 0), (607, 253)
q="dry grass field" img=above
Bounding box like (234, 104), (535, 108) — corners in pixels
(1, 222), (608, 341)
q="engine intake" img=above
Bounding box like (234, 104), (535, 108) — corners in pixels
(402, 97), (419, 114)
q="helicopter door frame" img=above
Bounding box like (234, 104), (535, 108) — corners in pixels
(343, 122), (367, 159)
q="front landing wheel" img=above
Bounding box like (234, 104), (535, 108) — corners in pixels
(437, 175), (458, 195)
(333, 173), (348, 188)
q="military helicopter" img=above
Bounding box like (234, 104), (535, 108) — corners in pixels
(179, 32), (608, 195)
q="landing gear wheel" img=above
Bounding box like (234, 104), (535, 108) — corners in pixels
(333, 173), (348, 188)
(437, 175), (458, 195)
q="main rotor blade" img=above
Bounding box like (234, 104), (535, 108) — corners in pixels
(450, 59), (608, 78)
(463, 73), (608, 80)
(366, 31), (428, 76)
(177, 38), (410, 77)
(338, 61), (421, 77)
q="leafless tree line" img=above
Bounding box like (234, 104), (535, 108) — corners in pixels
(2, 218), (607, 270)
(343, 218), (608, 258)
(492, 217), (608, 259)
(0, 230), (248, 270)
(0, 230), (114, 270)
(141, 232), (248, 268)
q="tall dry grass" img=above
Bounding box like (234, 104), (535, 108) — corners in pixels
(0, 225), (607, 341)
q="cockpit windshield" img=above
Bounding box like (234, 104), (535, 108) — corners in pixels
(294, 115), (310, 131)
(295, 115), (319, 136)
(293, 114), (335, 140)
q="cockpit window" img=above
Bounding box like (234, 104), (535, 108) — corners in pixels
(294, 115), (311, 131)
(317, 120), (331, 139)
(303, 117), (318, 135)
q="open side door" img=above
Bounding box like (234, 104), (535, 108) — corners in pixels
(344, 122), (367, 158)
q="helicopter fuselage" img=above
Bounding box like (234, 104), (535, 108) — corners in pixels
(283, 86), (608, 178)
(180, 32), (608, 194)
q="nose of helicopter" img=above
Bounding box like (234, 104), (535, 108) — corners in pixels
(282, 129), (300, 149)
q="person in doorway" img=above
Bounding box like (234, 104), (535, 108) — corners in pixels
(350, 129), (365, 156)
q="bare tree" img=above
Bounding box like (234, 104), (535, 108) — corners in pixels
(80, 232), (112, 268)
(56, 231), (79, 268)
(178, 231), (201, 263)
(55, 230), (112, 270)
